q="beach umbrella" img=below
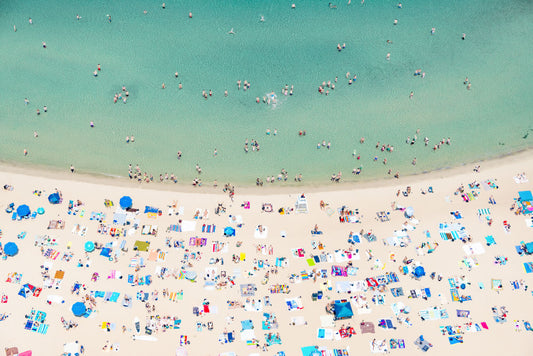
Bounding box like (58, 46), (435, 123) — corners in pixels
(224, 226), (235, 237)
(71, 302), (87, 317)
(4, 242), (19, 256)
(16, 204), (30, 217)
(184, 270), (197, 280)
(175, 347), (188, 356)
(84, 241), (95, 252)
(119, 196), (133, 209)
(48, 192), (61, 204)
(404, 207), (414, 218)
(37, 207), (45, 214)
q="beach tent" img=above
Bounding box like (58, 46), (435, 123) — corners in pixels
(405, 207), (414, 218)
(4, 242), (19, 256)
(295, 194), (309, 214)
(48, 192), (61, 204)
(413, 266), (426, 279)
(72, 302), (87, 317)
(120, 196), (133, 209)
(224, 227), (236, 237)
(16, 204), (30, 218)
(333, 301), (354, 320)
(100, 247), (112, 257)
(84, 241), (95, 252)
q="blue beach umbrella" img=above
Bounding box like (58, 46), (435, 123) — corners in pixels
(119, 196), (132, 209)
(224, 226), (235, 237)
(16, 204), (30, 217)
(84, 241), (95, 252)
(4, 242), (19, 256)
(37, 207), (45, 214)
(71, 302), (87, 317)
(48, 193), (61, 204)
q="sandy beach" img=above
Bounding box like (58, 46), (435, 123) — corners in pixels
(1, 150), (533, 356)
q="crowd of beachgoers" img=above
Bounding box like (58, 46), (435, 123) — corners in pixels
(1, 156), (533, 355)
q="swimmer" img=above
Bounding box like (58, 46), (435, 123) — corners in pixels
(36, 109), (40, 115)
(43, 105), (47, 113)
(189, 12), (192, 18)
(291, 4), (296, 9)
(93, 70), (98, 77)
(33, 131), (38, 138)
(466, 83), (471, 90)
(228, 28), (235, 35)
(126, 136), (130, 143)
(42, 41), (46, 48)
(174, 72), (178, 78)
(224, 89), (228, 97)
(29, 18), (33, 24)
(177, 151), (182, 159)
(76, 14), (81, 20)
(97, 64), (101, 71)
(179, 83), (183, 90)
(409, 91), (414, 99)
(14, 25), (17, 32)
(386, 53), (390, 60)
(329, 3), (337, 9)
(24, 148), (28, 156)
(162, 3), (166, 9)
(273, 129), (277, 136)
(90, 121), (94, 128)
(462, 33), (466, 40)
(398, 3), (402, 8)
(162, 83), (165, 89)
(131, 136), (135, 142)
(431, 27), (435, 35)
(25, 98), (29, 105)
(394, 19), (398, 25)
(266, 129), (271, 135)
(260, 15), (265, 22)
(213, 148), (218, 156)
(464, 77), (469, 85)
(107, 15), (112, 23)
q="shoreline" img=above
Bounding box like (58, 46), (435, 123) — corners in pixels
(1, 147), (532, 195)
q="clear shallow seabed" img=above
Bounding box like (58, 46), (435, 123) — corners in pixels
(1, 0), (532, 185)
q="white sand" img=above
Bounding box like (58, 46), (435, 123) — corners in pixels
(1, 150), (533, 355)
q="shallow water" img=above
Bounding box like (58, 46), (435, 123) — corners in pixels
(1, 0), (532, 185)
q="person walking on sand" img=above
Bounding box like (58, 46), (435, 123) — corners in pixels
(70, 165), (75, 173)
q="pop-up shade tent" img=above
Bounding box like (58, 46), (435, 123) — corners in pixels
(334, 301), (354, 320)
(414, 266), (426, 278)
(224, 227), (236, 237)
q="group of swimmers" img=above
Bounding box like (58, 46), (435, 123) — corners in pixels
(113, 85), (129, 104)
(127, 164), (178, 184)
(317, 140), (332, 149)
(244, 139), (260, 153)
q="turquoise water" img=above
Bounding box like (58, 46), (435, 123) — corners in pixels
(1, 0), (532, 185)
